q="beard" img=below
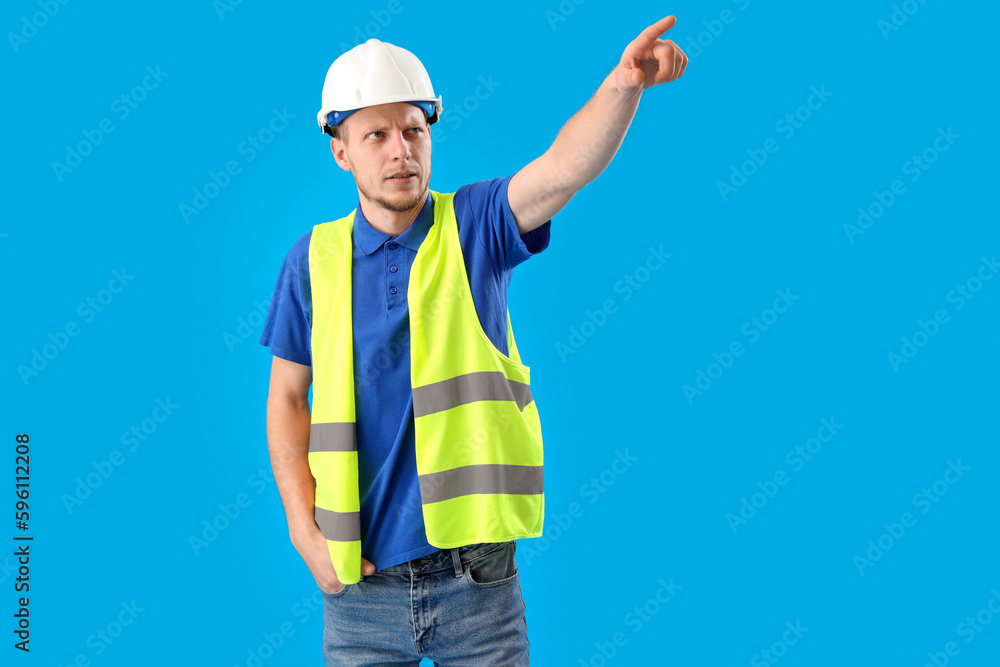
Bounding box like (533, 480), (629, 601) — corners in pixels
(355, 171), (429, 213)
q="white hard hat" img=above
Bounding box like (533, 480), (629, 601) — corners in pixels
(317, 38), (443, 136)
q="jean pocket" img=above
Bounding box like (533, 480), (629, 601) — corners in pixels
(463, 541), (519, 588)
(320, 583), (350, 598)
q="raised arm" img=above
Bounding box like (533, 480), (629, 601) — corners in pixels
(507, 15), (688, 234)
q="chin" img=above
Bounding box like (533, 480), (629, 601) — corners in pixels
(393, 182), (425, 197)
(377, 188), (425, 213)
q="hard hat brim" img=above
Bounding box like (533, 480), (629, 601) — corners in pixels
(318, 95), (442, 132)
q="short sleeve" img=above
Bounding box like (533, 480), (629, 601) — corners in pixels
(456, 174), (552, 273)
(259, 233), (313, 366)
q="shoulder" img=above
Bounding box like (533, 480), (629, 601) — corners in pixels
(453, 175), (512, 216)
(275, 230), (314, 285)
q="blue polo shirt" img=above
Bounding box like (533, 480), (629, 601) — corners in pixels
(260, 174), (551, 571)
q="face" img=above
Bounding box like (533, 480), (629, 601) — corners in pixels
(330, 103), (431, 214)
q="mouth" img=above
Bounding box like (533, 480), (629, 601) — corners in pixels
(386, 172), (417, 183)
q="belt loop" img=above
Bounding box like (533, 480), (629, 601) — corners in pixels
(451, 547), (463, 578)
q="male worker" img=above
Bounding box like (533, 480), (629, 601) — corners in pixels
(261, 16), (686, 665)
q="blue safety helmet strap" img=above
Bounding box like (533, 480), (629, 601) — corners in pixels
(327, 100), (437, 129)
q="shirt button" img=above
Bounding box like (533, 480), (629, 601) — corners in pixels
(389, 286), (397, 294)
(388, 242), (398, 250)
(389, 264), (398, 273)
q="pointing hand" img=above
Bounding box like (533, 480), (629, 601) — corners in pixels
(615, 16), (688, 96)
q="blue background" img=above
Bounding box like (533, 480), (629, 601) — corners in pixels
(3, 0), (998, 665)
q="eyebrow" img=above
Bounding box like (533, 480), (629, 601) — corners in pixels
(361, 121), (425, 134)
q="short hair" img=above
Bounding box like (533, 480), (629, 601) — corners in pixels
(327, 115), (350, 144)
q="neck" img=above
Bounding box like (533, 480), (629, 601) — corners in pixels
(358, 189), (429, 236)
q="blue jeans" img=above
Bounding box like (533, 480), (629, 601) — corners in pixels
(321, 540), (530, 666)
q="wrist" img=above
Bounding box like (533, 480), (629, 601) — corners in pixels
(607, 64), (643, 99)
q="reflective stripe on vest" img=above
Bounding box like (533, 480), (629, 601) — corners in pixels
(309, 190), (544, 585)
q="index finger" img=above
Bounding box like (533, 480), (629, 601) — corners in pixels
(628, 15), (677, 51)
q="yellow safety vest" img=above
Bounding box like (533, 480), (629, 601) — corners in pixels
(307, 189), (544, 584)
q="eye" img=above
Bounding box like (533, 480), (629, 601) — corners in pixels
(410, 127), (422, 134)
(367, 130), (383, 139)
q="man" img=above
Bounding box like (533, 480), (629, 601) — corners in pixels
(261, 16), (686, 665)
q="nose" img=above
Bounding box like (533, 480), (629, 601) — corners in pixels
(389, 130), (411, 160)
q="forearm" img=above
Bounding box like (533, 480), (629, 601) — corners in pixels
(546, 65), (643, 192)
(493, 16), (686, 231)
(266, 397), (318, 540)
(507, 66), (644, 230)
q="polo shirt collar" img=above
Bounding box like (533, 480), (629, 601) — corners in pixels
(353, 194), (434, 256)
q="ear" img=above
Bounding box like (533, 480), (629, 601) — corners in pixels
(330, 137), (352, 173)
